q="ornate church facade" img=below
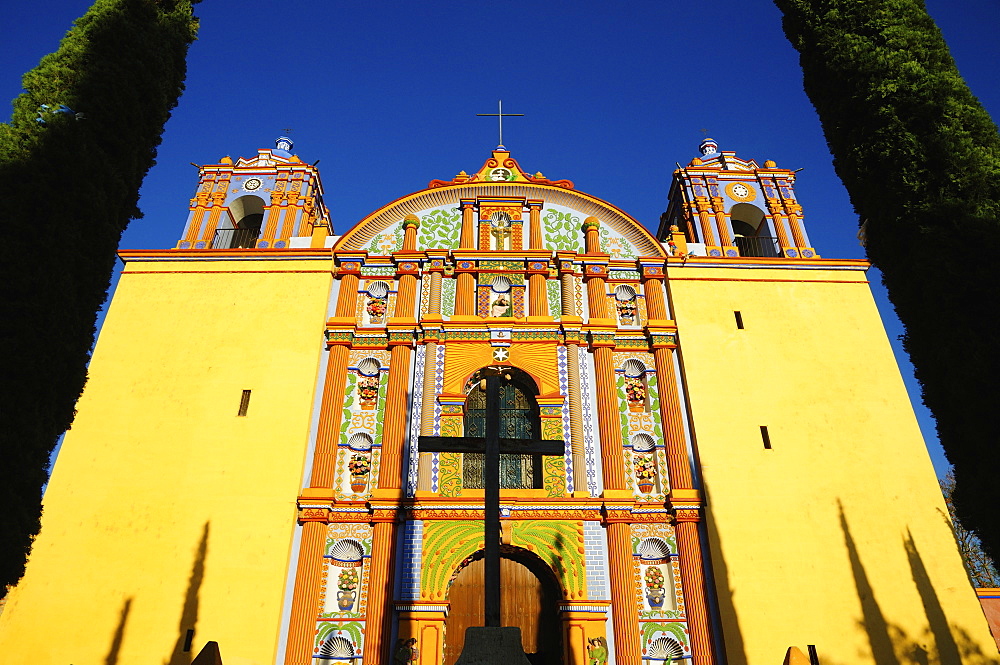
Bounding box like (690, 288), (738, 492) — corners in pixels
(0, 139), (995, 665)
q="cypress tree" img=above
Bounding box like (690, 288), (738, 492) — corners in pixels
(0, 0), (198, 589)
(774, 0), (1000, 558)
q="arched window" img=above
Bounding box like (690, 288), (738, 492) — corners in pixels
(463, 369), (542, 489)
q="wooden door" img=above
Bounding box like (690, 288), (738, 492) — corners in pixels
(444, 556), (561, 665)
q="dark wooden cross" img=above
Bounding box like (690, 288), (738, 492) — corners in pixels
(418, 374), (563, 626)
(476, 100), (524, 148)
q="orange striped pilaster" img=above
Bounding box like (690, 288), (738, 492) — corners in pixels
(694, 199), (718, 247)
(606, 521), (641, 665)
(528, 200), (544, 249)
(284, 519), (328, 665)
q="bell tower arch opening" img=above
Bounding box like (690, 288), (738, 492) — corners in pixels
(730, 202), (779, 257)
(217, 194), (265, 248)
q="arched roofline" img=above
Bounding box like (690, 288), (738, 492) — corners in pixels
(334, 182), (666, 257)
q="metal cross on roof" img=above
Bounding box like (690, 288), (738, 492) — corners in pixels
(476, 100), (524, 149)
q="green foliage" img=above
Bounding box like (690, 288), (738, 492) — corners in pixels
(774, 0), (1000, 560)
(940, 472), (1000, 587)
(0, 0), (198, 589)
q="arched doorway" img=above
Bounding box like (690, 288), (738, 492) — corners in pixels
(444, 548), (562, 665)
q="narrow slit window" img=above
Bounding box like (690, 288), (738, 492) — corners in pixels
(237, 390), (252, 417)
(734, 310), (744, 329)
(183, 629), (195, 652)
(760, 425), (772, 449)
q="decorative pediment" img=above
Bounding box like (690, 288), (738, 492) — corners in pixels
(428, 148), (574, 189)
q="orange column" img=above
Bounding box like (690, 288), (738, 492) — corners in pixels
(262, 186), (286, 242)
(528, 199), (544, 249)
(693, 198), (717, 247)
(284, 262), (361, 665)
(644, 270), (715, 665)
(766, 200), (793, 251)
(199, 185), (230, 245)
(528, 200), (549, 318)
(454, 200), (477, 316)
(183, 185), (211, 244)
(712, 200), (734, 248)
(786, 203), (808, 249)
(367, 224), (420, 663)
(583, 217), (641, 665)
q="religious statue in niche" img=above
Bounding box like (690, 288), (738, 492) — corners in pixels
(645, 565), (666, 608)
(587, 637), (608, 665)
(490, 294), (511, 317)
(488, 275), (513, 317)
(336, 567), (358, 611)
(348, 452), (371, 493)
(634, 454), (656, 494)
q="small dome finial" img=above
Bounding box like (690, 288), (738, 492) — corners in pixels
(275, 136), (293, 153)
(699, 137), (719, 156)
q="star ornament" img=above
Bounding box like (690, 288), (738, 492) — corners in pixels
(492, 347), (510, 362)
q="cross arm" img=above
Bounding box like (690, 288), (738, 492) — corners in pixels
(418, 435), (564, 456)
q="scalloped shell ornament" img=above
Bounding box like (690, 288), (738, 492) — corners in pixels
(637, 537), (671, 561)
(357, 357), (381, 377)
(646, 636), (683, 661)
(329, 538), (365, 564)
(318, 635), (356, 658)
(632, 433), (655, 452)
(366, 280), (390, 299)
(622, 358), (646, 378)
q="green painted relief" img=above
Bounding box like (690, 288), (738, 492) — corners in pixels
(543, 454), (566, 497)
(610, 270), (641, 281)
(421, 521), (485, 599)
(361, 265), (396, 276)
(441, 278), (456, 318)
(510, 520), (586, 598)
(641, 622), (689, 650)
(543, 208), (582, 252)
(547, 279), (561, 318)
(339, 374), (357, 441)
(437, 451), (463, 496)
(315, 621), (365, 652)
(542, 205), (638, 258)
(417, 208), (461, 251)
(369, 224), (403, 255)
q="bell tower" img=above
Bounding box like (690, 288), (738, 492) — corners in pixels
(659, 138), (817, 259)
(177, 137), (332, 250)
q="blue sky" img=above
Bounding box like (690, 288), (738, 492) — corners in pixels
(4, 1), (999, 475)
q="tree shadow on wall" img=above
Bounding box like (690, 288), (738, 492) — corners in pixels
(165, 521), (209, 665)
(104, 597), (132, 665)
(700, 484), (748, 665)
(838, 501), (998, 665)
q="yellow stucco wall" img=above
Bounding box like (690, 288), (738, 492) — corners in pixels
(668, 264), (997, 665)
(0, 257), (333, 665)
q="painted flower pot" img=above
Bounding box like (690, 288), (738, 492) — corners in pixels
(628, 403), (645, 413)
(637, 480), (654, 494)
(350, 477), (367, 493)
(360, 401), (376, 411)
(337, 590), (356, 611)
(646, 588), (665, 608)
(369, 315), (384, 324)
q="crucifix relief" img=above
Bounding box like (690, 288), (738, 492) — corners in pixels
(418, 369), (563, 633)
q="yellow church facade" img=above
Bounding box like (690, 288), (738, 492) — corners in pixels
(0, 138), (994, 665)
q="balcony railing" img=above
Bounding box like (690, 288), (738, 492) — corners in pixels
(734, 235), (781, 258)
(213, 227), (260, 249)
